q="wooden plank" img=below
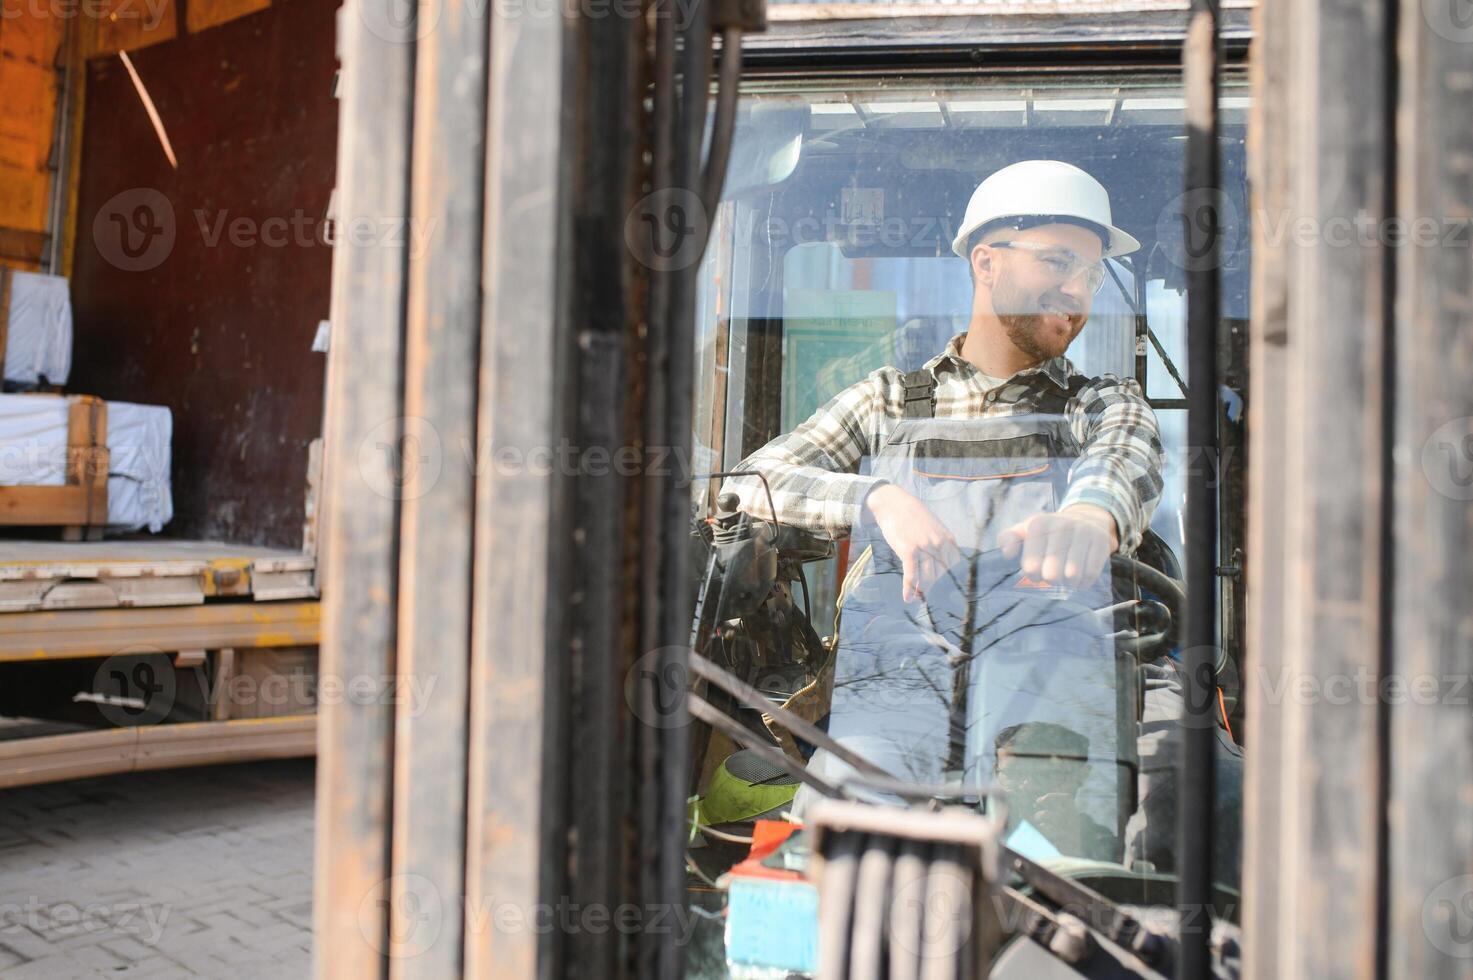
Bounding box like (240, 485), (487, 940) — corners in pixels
(0, 601), (321, 661)
(313, 0), (416, 972)
(0, 538), (305, 564)
(57, 16), (86, 280)
(1240, 0), (1293, 973)
(66, 395), (108, 528)
(0, 7), (66, 238)
(1388, 2), (1473, 974)
(0, 546), (314, 610)
(0, 228), (46, 266)
(83, 0), (178, 58)
(1245, 0), (1392, 975)
(462, 0), (567, 972)
(186, 0), (271, 34)
(0, 485), (90, 524)
(384, 0), (490, 968)
(64, 395), (103, 476)
(212, 647), (237, 721)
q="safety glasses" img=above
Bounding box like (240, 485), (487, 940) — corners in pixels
(990, 240), (1108, 295)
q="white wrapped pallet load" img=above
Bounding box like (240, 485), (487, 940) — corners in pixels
(3, 272), (73, 386)
(107, 400), (174, 532)
(0, 394), (173, 532)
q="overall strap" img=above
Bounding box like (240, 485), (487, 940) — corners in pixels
(900, 369), (937, 419)
(1033, 373), (1092, 416)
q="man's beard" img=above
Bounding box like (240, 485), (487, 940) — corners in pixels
(993, 276), (1085, 362)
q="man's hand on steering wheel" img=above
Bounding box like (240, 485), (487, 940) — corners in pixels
(998, 504), (1120, 589)
(863, 484), (962, 603)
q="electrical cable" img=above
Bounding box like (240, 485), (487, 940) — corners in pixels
(696, 823), (755, 844)
(685, 855), (721, 888)
(700, 28), (744, 223)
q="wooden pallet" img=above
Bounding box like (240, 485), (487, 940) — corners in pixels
(0, 394), (109, 539)
(0, 541), (317, 612)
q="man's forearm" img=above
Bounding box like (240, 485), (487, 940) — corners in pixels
(721, 460), (886, 539)
(1065, 379), (1165, 553)
(719, 376), (884, 537)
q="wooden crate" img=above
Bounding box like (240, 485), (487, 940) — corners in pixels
(0, 394), (109, 539)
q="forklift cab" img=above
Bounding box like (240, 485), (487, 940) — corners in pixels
(691, 70), (1251, 636)
(681, 15), (1252, 974)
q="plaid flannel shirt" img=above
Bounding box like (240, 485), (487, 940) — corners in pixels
(724, 333), (1165, 553)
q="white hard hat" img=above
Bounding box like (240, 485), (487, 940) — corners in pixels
(951, 160), (1141, 260)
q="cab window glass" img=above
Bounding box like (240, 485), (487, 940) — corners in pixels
(685, 74), (1250, 939)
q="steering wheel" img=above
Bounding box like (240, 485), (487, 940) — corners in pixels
(1109, 554), (1185, 660)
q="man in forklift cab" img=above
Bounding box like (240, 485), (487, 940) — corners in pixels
(723, 160), (1240, 881)
(728, 159), (1162, 611)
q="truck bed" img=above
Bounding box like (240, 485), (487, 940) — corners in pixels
(0, 539), (316, 613)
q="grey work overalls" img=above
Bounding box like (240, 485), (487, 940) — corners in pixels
(798, 368), (1138, 861)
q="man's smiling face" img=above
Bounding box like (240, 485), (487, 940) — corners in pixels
(981, 222), (1106, 362)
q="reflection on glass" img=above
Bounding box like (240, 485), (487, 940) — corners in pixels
(684, 73), (1250, 976)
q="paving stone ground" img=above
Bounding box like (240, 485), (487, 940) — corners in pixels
(0, 759), (316, 979)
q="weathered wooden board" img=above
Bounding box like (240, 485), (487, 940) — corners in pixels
(1388, 0), (1473, 974)
(313, 0), (414, 973)
(0, 600), (320, 662)
(1240, 0), (1292, 972)
(186, 0), (271, 34)
(0, 6), (66, 240)
(385, 0), (491, 971)
(0, 230), (46, 267)
(0, 484), (97, 525)
(1245, 0), (1392, 976)
(83, 0), (178, 58)
(461, 0), (568, 970)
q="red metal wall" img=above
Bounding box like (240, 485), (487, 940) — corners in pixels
(69, 0), (337, 547)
